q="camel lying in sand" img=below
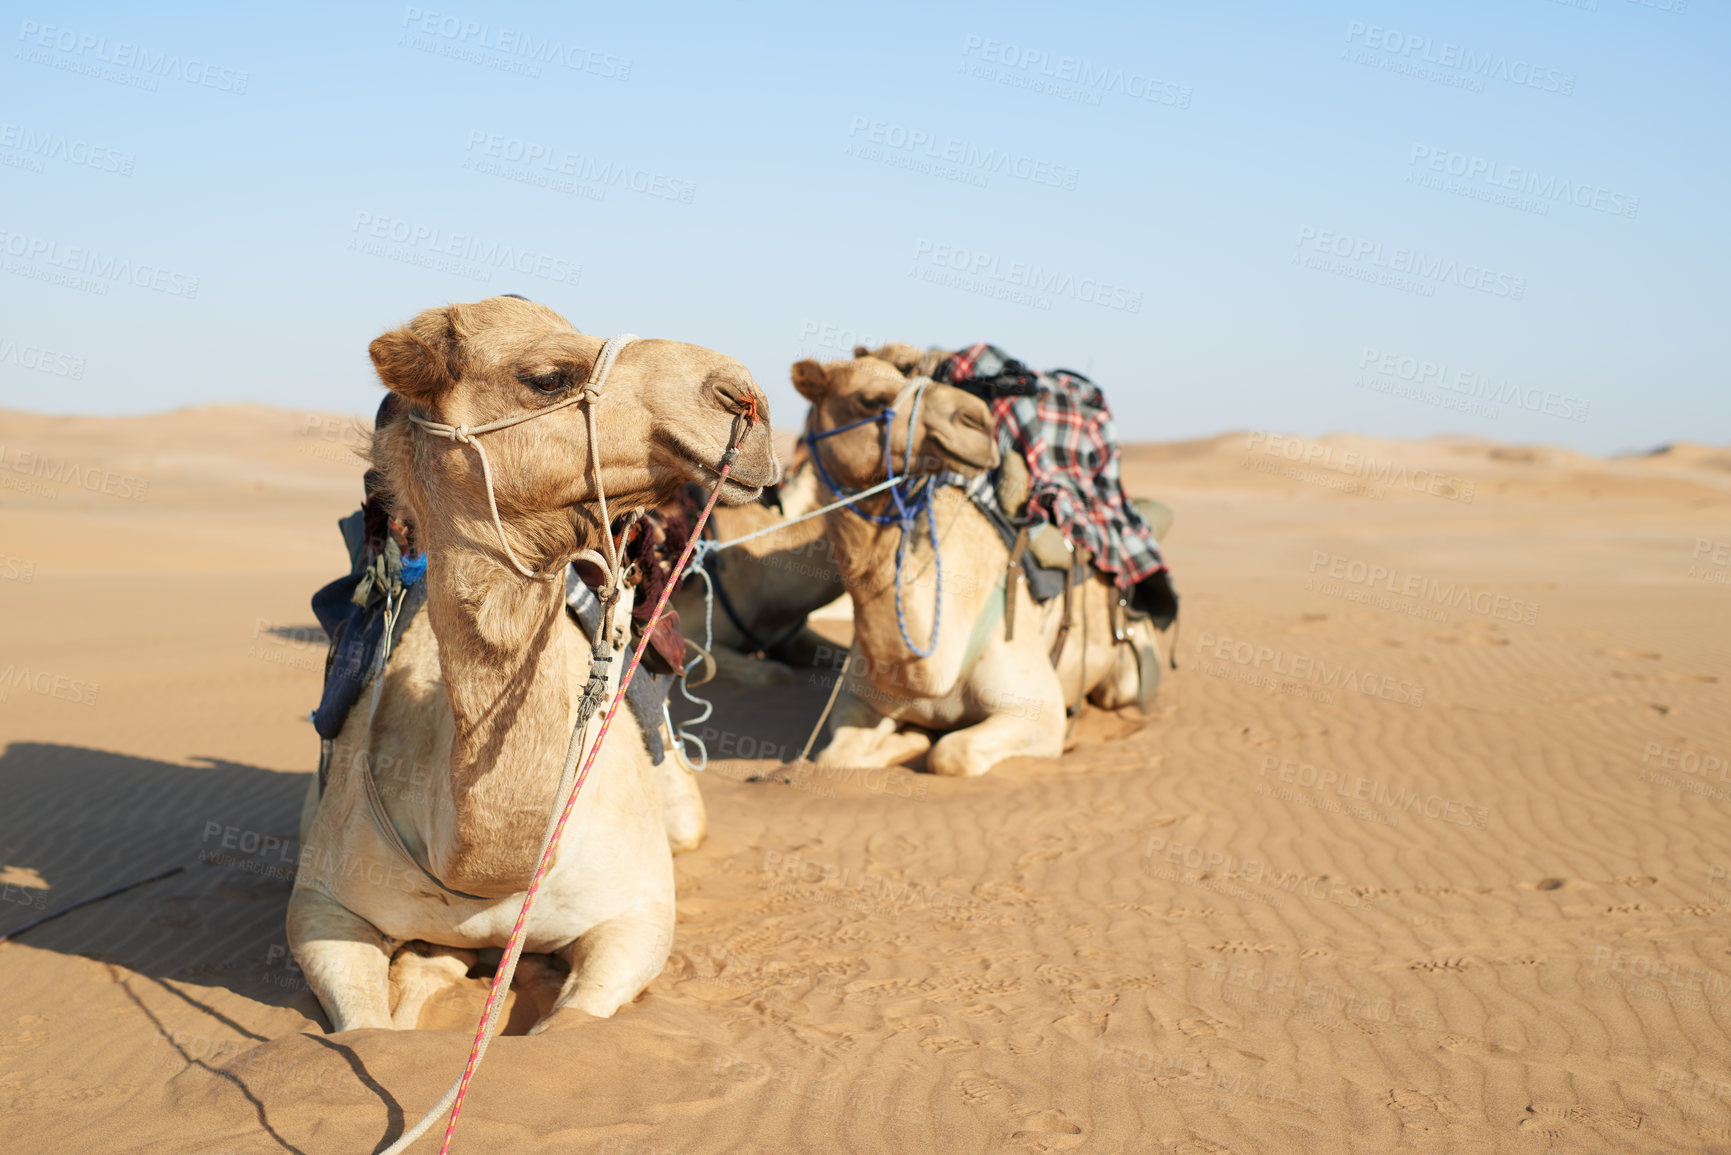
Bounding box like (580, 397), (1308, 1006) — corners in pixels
(671, 460), (846, 685)
(795, 354), (1149, 778)
(288, 296), (777, 1032)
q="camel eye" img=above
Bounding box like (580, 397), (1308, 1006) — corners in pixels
(520, 369), (567, 394)
(859, 394), (891, 413)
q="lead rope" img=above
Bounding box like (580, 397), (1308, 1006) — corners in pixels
(383, 392), (758, 1155)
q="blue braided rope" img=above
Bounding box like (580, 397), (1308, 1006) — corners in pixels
(805, 380), (946, 658)
(892, 486), (943, 658)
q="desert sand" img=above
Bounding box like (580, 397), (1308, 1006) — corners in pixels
(1, 404), (1729, 1154)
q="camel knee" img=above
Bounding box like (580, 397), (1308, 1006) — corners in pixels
(817, 724), (930, 771)
(287, 887), (393, 1032)
(929, 713), (1061, 777)
(540, 907), (674, 1027)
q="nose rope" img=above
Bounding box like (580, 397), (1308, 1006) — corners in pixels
(406, 333), (639, 589)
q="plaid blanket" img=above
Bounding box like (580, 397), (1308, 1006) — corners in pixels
(936, 344), (1168, 591)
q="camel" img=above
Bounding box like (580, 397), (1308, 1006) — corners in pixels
(670, 459), (846, 686)
(288, 296), (778, 1032)
(794, 354), (1151, 778)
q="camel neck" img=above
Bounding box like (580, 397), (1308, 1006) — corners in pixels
(420, 535), (577, 894)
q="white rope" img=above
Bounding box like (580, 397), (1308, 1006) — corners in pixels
(695, 473), (903, 559)
(407, 333), (638, 584)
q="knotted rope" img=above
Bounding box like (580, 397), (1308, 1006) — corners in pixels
(406, 334), (636, 587)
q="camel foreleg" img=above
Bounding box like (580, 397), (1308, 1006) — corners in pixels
(927, 661), (1066, 777)
(287, 886), (395, 1032)
(529, 901), (676, 1031)
(815, 689), (933, 770)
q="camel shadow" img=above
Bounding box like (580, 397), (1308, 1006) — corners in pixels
(0, 741), (322, 1014)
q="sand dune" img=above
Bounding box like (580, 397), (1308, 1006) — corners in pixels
(2, 406), (1729, 1153)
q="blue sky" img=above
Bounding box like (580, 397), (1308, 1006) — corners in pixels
(0, 0), (1723, 454)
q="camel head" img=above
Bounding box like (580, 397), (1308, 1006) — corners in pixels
(369, 296), (779, 567)
(790, 354), (999, 490)
(854, 342), (951, 379)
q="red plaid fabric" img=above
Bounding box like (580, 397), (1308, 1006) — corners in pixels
(937, 344), (1167, 588)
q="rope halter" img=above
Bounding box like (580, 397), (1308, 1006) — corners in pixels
(406, 333), (637, 591)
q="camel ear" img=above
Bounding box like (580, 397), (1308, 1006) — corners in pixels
(369, 306), (463, 404)
(791, 359), (829, 402)
(852, 345), (870, 359)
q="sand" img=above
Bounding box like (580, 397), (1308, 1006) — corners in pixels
(1, 406), (1729, 1153)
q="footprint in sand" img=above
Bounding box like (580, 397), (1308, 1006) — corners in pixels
(1516, 1106), (1568, 1135)
(987, 1032), (1050, 1058)
(1388, 1088), (1455, 1134)
(920, 1035), (981, 1054)
(955, 1069), (1014, 1106)
(1008, 1108), (1084, 1151)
